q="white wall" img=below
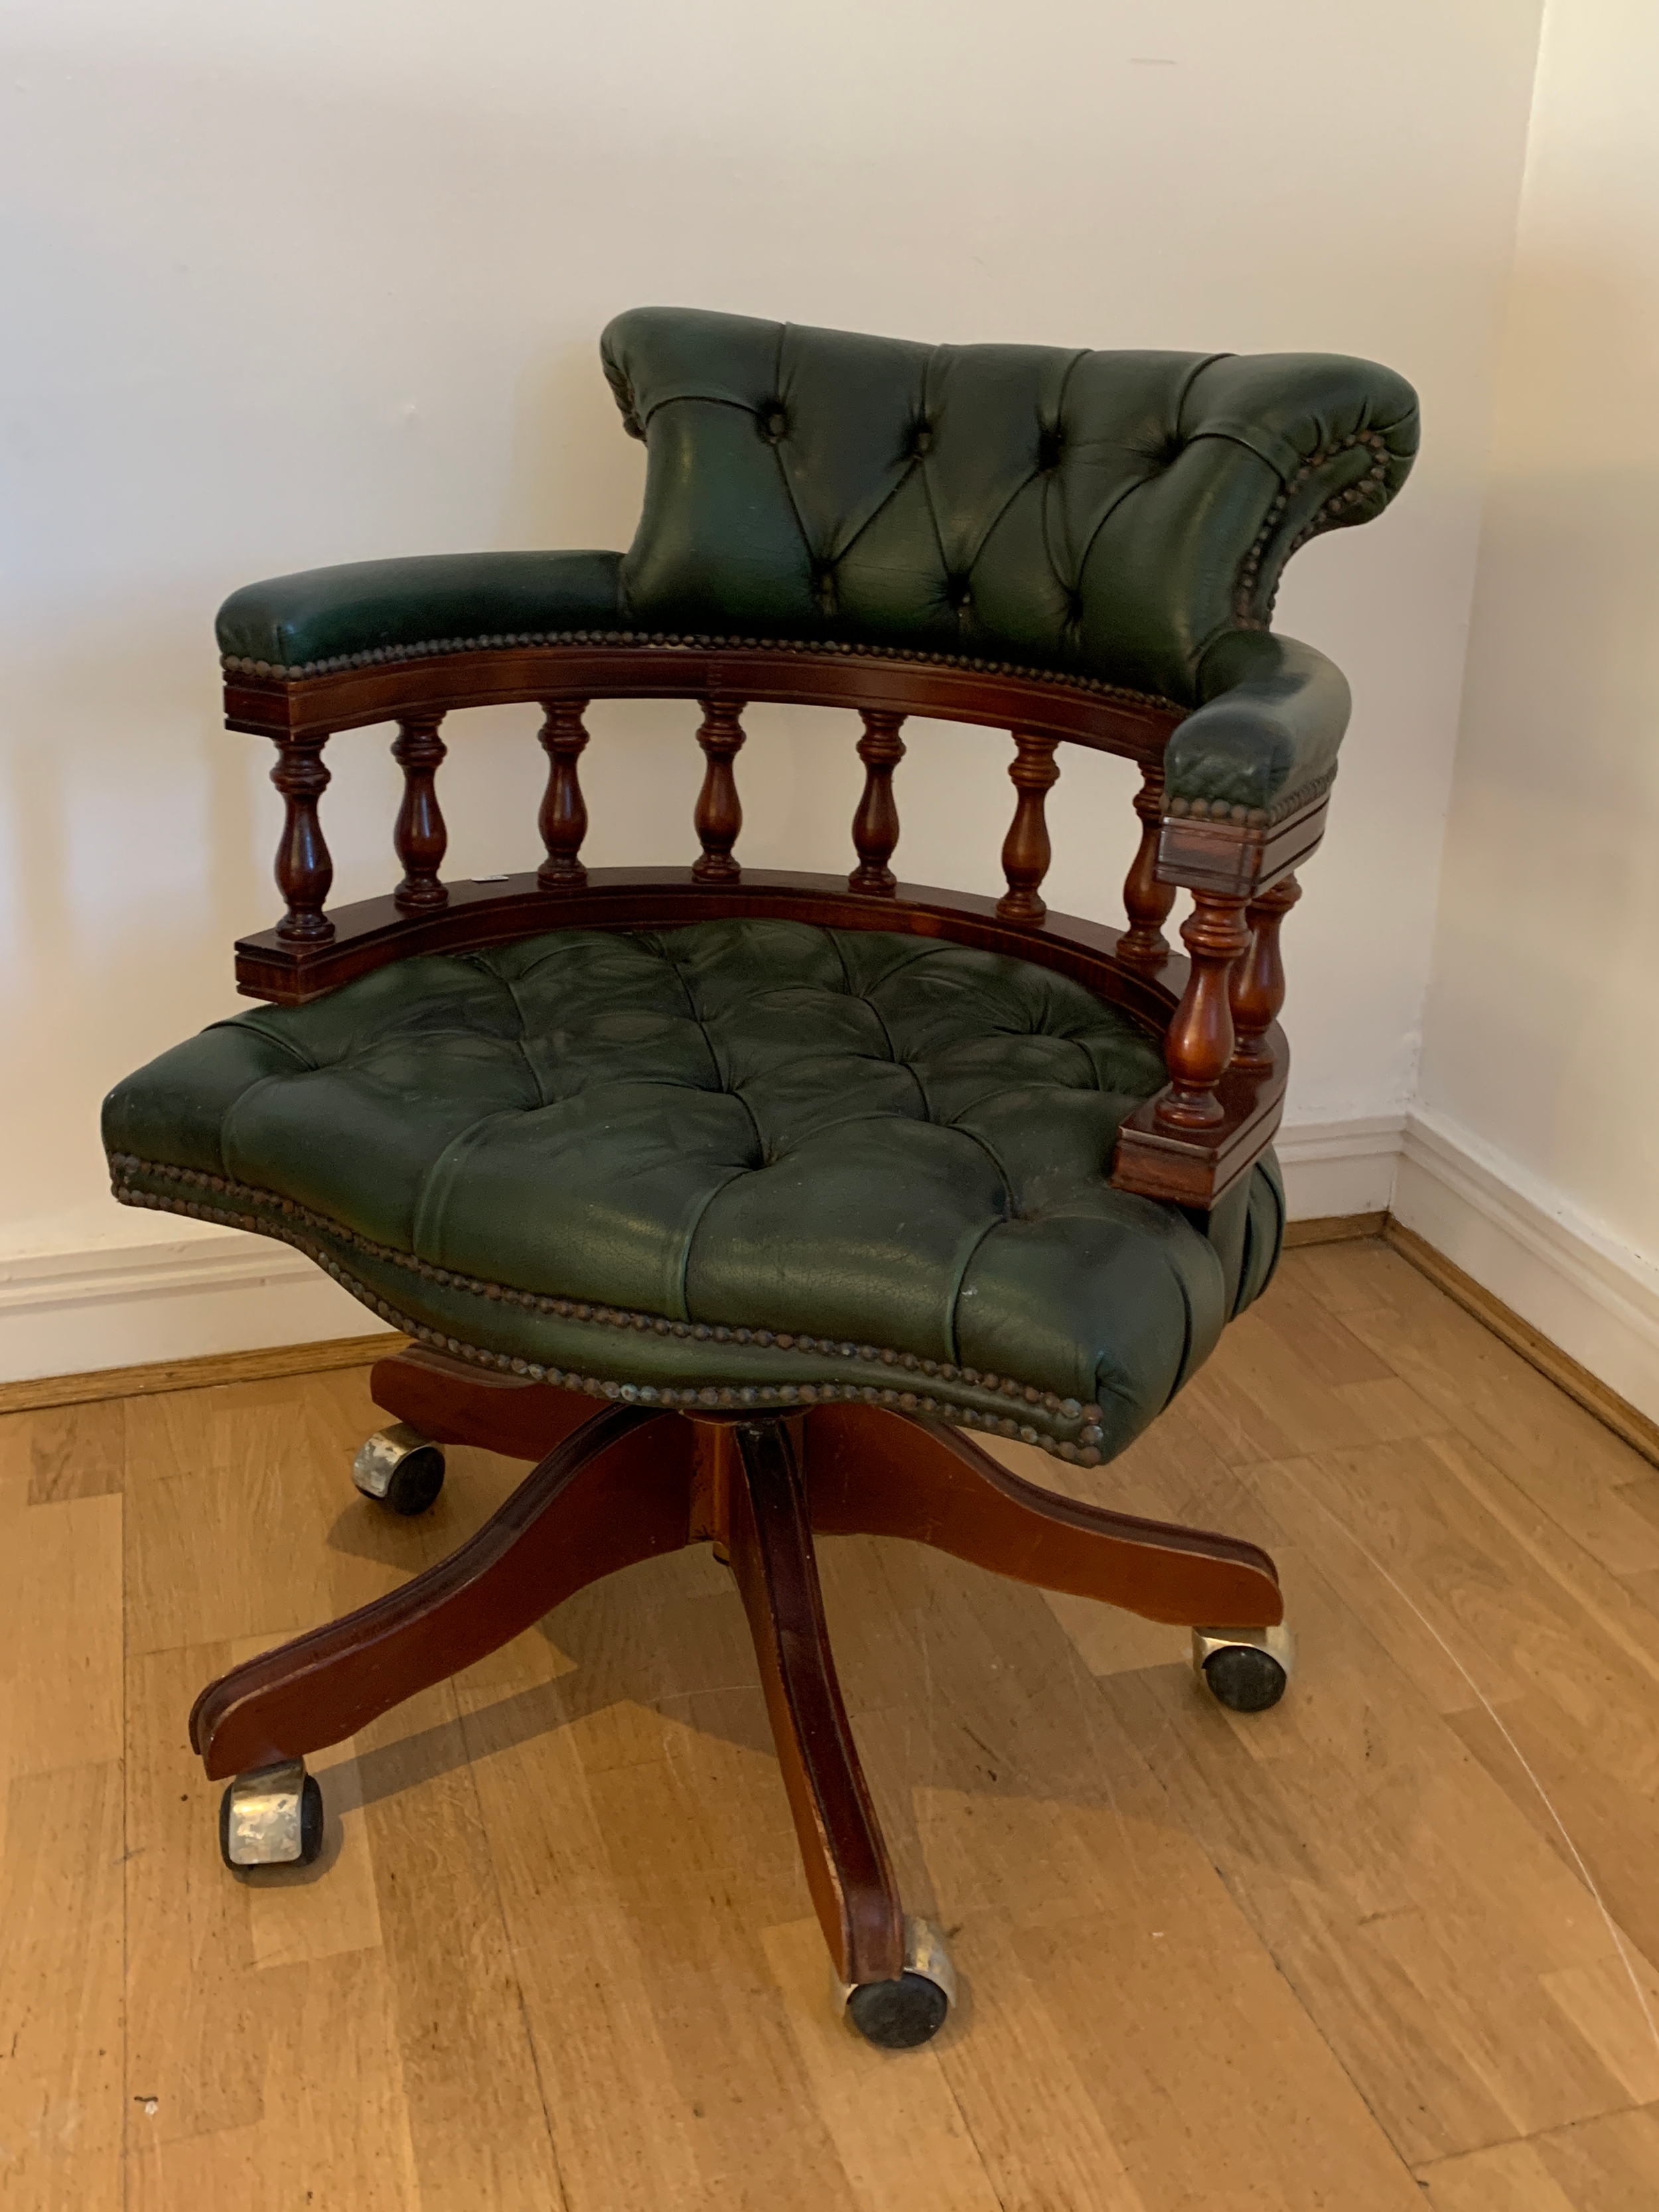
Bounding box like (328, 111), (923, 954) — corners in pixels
(0, 0), (1546, 1376)
(1411, 0), (1659, 1420)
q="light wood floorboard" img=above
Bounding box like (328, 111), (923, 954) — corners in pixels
(3, 1243), (1658, 2207)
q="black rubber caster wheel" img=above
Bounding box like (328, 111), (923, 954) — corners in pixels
(1202, 1644), (1289, 1713)
(846, 1970), (951, 2049)
(218, 1770), (325, 1870)
(382, 1443), (445, 1517)
(352, 1426), (447, 1516)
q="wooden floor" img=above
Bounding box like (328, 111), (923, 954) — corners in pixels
(5, 1240), (1659, 2210)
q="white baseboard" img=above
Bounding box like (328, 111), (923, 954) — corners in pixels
(1394, 1108), (1659, 1430)
(0, 1230), (394, 1384)
(1274, 1114), (1405, 1221)
(1274, 1106), (1659, 1429)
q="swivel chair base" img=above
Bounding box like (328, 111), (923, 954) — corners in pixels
(192, 1345), (1290, 2045)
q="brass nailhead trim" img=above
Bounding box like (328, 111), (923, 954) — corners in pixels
(220, 500), (1381, 826)
(218, 630), (1173, 717)
(223, 625), (1327, 828)
(1232, 429), (1394, 631)
(1165, 766), (1335, 830)
(106, 1155), (1108, 1465)
(1167, 797), (1271, 827)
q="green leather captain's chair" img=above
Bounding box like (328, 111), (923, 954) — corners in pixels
(105, 308), (1417, 2047)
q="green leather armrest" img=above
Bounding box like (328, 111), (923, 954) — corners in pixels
(216, 549), (626, 676)
(1166, 631), (1352, 813)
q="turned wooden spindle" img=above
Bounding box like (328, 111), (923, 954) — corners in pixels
(848, 711), (907, 893)
(1230, 874), (1301, 1069)
(997, 731), (1061, 922)
(537, 699), (591, 887)
(1120, 761), (1177, 966)
(390, 711), (449, 913)
(691, 699), (747, 883)
(270, 733), (335, 943)
(1155, 892), (1254, 1128)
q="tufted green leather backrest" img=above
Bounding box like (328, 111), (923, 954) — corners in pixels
(601, 308), (1417, 708)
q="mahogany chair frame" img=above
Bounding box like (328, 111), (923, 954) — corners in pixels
(228, 638), (1316, 1205)
(194, 637), (1309, 2026)
(196, 1348), (1282, 1997)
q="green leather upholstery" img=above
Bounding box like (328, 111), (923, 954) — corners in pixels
(164, 308), (1411, 1459)
(215, 307), (1416, 812)
(1173, 630), (1352, 814)
(217, 549), (624, 675)
(105, 920), (1283, 1465)
(603, 308), (1415, 710)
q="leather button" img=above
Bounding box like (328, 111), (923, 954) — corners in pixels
(760, 405), (788, 442)
(1037, 426), (1064, 471)
(909, 421), (933, 458)
(947, 575), (972, 610)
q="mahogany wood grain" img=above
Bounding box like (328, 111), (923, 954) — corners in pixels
(1231, 873), (1301, 1070)
(232, 866), (1185, 1028)
(366, 1349), (1287, 1631)
(369, 1344), (603, 1461)
(1121, 761), (1176, 967)
(686, 1414), (749, 1555)
(230, 859), (1282, 1205)
(270, 732), (335, 942)
(536, 699), (591, 887)
(848, 710), (906, 893)
(1157, 787), (1329, 898)
(188, 1404), (689, 1778)
(1111, 1037), (1286, 1207)
(1156, 892), (1254, 1130)
(726, 1420), (904, 1986)
(691, 699), (747, 882)
(805, 1406), (1282, 1626)
(224, 641), (1181, 762)
(996, 731), (1061, 922)
(390, 711), (449, 913)
(183, 1355), (1292, 2003)
(223, 641), (1319, 1240)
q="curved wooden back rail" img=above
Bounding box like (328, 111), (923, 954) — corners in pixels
(224, 642), (1323, 1209)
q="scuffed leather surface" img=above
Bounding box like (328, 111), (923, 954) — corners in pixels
(104, 919), (1283, 1461)
(216, 550), (623, 670)
(603, 307), (1416, 707)
(1173, 632), (1354, 812)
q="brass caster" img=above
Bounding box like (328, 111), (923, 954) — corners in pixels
(841, 1916), (956, 2049)
(1192, 1622), (1295, 1713)
(352, 1424), (445, 1516)
(219, 1758), (325, 1870)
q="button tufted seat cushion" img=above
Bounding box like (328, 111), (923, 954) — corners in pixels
(104, 919), (1282, 1465)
